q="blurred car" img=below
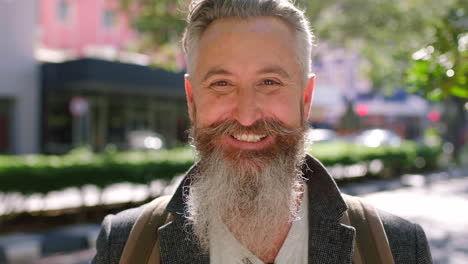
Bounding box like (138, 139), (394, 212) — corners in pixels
(306, 128), (338, 143)
(353, 128), (402, 148)
(127, 130), (165, 150)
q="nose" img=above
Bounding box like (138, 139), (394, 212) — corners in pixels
(234, 88), (260, 126)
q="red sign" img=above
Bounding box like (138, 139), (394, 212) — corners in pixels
(427, 110), (440, 122)
(356, 104), (368, 116)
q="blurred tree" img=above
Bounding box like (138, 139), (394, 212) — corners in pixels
(120, 0), (459, 90)
(405, 1), (467, 160)
(301, 0), (459, 92)
(338, 100), (361, 133)
(119, 0), (187, 70)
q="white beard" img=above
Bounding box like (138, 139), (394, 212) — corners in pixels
(184, 140), (306, 256)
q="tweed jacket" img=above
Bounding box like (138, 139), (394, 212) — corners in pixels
(92, 155), (432, 264)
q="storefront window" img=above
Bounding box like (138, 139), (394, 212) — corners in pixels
(102, 9), (116, 30)
(107, 101), (126, 148)
(57, 0), (70, 22)
(43, 96), (72, 154)
(0, 100), (12, 153)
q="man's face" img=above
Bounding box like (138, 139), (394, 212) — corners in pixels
(183, 17), (314, 253)
(185, 16), (314, 156)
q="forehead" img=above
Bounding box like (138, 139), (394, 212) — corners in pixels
(201, 16), (294, 42)
(192, 16), (301, 82)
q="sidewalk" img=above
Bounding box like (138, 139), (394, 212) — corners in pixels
(0, 225), (100, 264)
(341, 167), (468, 264)
(359, 177), (468, 264)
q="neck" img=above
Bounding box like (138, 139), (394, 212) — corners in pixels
(258, 222), (293, 263)
(229, 189), (305, 263)
(227, 220), (292, 263)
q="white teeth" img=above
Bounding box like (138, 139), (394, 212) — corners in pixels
(233, 133), (266, 142)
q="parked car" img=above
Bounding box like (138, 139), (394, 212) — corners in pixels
(127, 130), (165, 150)
(353, 129), (402, 148)
(306, 128), (338, 143)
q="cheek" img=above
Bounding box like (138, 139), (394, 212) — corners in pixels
(266, 94), (302, 126)
(193, 94), (234, 127)
(192, 88), (303, 128)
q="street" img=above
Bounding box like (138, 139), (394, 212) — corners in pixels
(343, 171), (468, 264)
(357, 175), (468, 264)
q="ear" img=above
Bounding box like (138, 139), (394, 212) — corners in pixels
(185, 74), (194, 121)
(302, 74), (315, 121)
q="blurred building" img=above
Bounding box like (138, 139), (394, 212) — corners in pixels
(353, 90), (429, 139)
(310, 45), (371, 128)
(37, 0), (136, 61)
(41, 58), (189, 153)
(310, 44), (429, 139)
(0, 0), (40, 154)
(35, 0), (189, 153)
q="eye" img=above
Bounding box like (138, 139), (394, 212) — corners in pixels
(211, 80), (229, 87)
(257, 79), (282, 94)
(208, 80), (235, 94)
(263, 79), (280, 86)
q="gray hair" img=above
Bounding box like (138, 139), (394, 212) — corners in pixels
(182, 0), (314, 81)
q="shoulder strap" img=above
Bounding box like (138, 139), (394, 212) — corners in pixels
(119, 195), (173, 264)
(341, 194), (395, 264)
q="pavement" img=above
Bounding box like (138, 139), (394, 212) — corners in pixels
(0, 167), (466, 264)
(0, 224), (100, 264)
(341, 167), (468, 264)
(0, 176), (184, 216)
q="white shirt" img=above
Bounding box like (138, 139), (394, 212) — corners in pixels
(209, 189), (309, 264)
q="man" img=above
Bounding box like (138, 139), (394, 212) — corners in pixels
(93, 0), (432, 263)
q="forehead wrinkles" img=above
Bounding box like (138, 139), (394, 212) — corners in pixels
(200, 17), (295, 46)
(192, 17), (300, 82)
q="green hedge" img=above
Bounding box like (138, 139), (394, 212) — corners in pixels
(0, 148), (195, 194)
(0, 142), (441, 194)
(307, 141), (440, 170)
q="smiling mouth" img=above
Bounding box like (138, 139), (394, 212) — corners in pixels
(231, 133), (267, 143)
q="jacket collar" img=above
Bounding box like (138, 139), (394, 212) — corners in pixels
(159, 154), (355, 264)
(303, 154), (348, 221)
(302, 155), (355, 264)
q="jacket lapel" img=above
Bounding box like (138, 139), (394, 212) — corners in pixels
(304, 155), (355, 264)
(158, 164), (209, 264)
(158, 217), (209, 264)
(307, 219), (355, 264)
(157, 156), (355, 264)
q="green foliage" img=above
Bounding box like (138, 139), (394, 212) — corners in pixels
(404, 1), (467, 160)
(301, 0), (447, 91)
(307, 141), (440, 171)
(0, 147), (194, 194)
(405, 2), (468, 100)
(118, 0), (463, 92)
(120, 0), (186, 45)
(118, 0), (187, 69)
(0, 143), (441, 194)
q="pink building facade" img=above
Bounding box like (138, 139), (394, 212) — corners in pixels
(38, 0), (136, 56)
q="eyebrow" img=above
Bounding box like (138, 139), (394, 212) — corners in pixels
(256, 65), (291, 79)
(201, 67), (233, 82)
(201, 65), (291, 82)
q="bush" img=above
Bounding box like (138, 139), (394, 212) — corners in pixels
(0, 147), (195, 194)
(0, 143), (441, 194)
(307, 141), (440, 170)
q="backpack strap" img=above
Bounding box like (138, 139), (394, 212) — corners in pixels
(119, 193), (394, 264)
(119, 195), (173, 264)
(342, 194), (395, 264)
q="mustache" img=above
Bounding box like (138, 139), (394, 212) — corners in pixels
(194, 119), (304, 137)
